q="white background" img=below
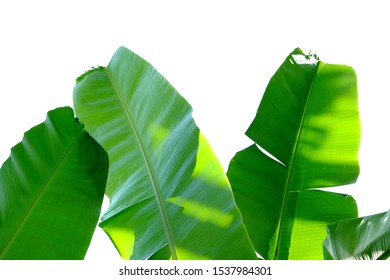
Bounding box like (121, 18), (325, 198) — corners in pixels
(0, 1), (389, 261)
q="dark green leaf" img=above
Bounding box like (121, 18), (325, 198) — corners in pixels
(0, 107), (108, 259)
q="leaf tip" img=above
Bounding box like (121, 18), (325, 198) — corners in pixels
(76, 66), (105, 83)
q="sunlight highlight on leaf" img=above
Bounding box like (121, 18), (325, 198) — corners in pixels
(103, 226), (135, 259)
(147, 123), (170, 156)
(191, 133), (227, 189)
(176, 247), (209, 260)
(167, 197), (234, 228)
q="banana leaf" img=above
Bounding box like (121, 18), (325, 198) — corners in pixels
(73, 46), (256, 260)
(227, 48), (360, 259)
(0, 107), (108, 259)
(323, 210), (390, 260)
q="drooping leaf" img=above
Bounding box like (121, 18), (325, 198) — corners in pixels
(323, 210), (390, 260)
(0, 107), (108, 260)
(73, 46), (256, 260)
(227, 48), (360, 259)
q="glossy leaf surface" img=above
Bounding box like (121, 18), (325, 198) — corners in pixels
(227, 48), (360, 259)
(324, 210), (390, 260)
(0, 107), (108, 259)
(73, 47), (256, 260)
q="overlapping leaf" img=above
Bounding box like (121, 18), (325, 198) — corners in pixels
(324, 210), (390, 260)
(0, 107), (108, 259)
(73, 47), (256, 260)
(227, 48), (360, 259)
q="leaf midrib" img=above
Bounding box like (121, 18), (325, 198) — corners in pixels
(0, 129), (84, 259)
(105, 66), (178, 260)
(273, 60), (321, 259)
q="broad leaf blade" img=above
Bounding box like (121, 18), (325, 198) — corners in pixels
(73, 46), (256, 260)
(0, 107), (108, 259)
(227, 48), (360, 259)
(323, 210), (390, 260)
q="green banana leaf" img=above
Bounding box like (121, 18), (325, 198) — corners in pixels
(73, 46), (256, 260)
(323, 210), (390, 260)
(227, 48), (360, 259)
(0, 107), (108, 259)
